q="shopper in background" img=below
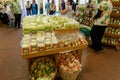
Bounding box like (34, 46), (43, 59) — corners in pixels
(49, 0), (56, 15)
(0, 2), (4, 21)
(5, 1), (14, 25)
(6, 1), (14, 26)
(40, 3), (43, 14)
(90, 0), (113, 52)
(45, 0), (50, 15)
(26, 1), (31, 16)
(61, 0), (66, 10)
(0, 2), (6, 23)
(0, 2), (10, 25)
(71, 1), (77, 12)
(30, 0), (38, 15)
(10, 0), (22, 28)
(60, 0), (72, 18)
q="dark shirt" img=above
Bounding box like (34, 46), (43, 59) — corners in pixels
(30, 3), (38, 14)
(61, 1), (65, 10)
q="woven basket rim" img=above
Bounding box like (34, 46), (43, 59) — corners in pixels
(59, 67), (81, 74)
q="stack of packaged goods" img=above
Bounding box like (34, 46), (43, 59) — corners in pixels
(21, 15), (87, 54)
(21, 31), (87, 54)
(56, 32), (86, 48)
(21, 31), (58, 54)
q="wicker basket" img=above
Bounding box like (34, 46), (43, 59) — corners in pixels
(59, 68), (81, 80)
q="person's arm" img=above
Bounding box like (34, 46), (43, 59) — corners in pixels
(60, 6), (71, 14)
(93, 2), (103, 20)
(93, 9), (103, 20)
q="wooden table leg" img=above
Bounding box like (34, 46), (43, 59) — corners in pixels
(78, 49), (83, 63)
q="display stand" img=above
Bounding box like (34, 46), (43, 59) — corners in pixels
(21, 29), (88, 80)
(102, 1), (120, 50)
(81, 2), (96, 28)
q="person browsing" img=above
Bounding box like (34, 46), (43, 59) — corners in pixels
(10, 0), (22, 28)
(90, 0), (113, 52)
(60, 0), (73, 18)
(30, 0), (38, 15)
(26, 1), (31, 16)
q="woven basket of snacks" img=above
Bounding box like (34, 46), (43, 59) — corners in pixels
(59, 68), (80, 80)
(57, 51), (82, 80)
(29, 56), (57, 80)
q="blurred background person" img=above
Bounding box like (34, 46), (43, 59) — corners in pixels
(0, 2), (10, 25)
(10, 0), (22, 28)
(45, 0), (50, 15)
(60, 0), (72, 18)
(26, 1), (31, 16)
(30, 0), (38, 15)
(0, 2), (4, 21)
(49, 0), (56, 15)
(61, 0), (65, 10)
(6, 1), (14, 26)
(40, 3), (43, 14)
(72, 1), (77, 12)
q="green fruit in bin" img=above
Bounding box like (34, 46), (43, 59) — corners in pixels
(38, 61), (42, 65)
(30, 57), (56, 80)
(45, 58), (50, 63)
(38, 71), (42, 76)
(37, 62), (42, 68)
(80, 13), (83, 18)
(79, 19), (82, 23)
(40, 64), (44, 69)
(45, 66), (50, 73)
(31, 77), (35, 80)
(49, 62), (54, 67)
(33, 68), (38, 73)
(43, 69), (46, 75)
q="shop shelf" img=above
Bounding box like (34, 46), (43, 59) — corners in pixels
(102, 42), (119, 46)
(104, 33), (120, 38)
(111, 13), (120, 18)
(83, 14), (93, 17)
(111, 1), (120, 6)
(108, 24), (120, 28)
(21, 43), (88, 59)
(54, 28), (80, 34)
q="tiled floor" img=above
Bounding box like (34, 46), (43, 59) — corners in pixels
(0, 22), (120, 80)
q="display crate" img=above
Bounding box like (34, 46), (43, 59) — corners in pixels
(21, 29), (88, 80)
(22, 43), (87, 59)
